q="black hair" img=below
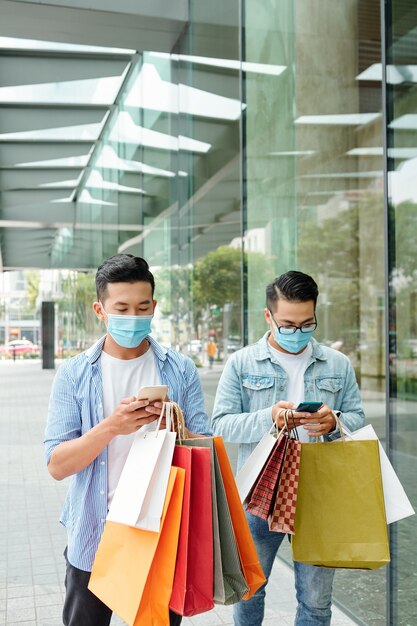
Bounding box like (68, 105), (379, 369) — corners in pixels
(266, 271), (319, 310)
(95, 254), (155, 302)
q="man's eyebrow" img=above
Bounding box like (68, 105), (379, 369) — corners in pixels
(114, 299), (152, 306)
(278, 317), (315, 325)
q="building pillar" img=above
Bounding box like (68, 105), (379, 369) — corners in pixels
(42, 301), (55, 369)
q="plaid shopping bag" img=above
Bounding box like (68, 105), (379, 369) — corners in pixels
(268, 437), (301, 534)
(246, 432), (288, 520)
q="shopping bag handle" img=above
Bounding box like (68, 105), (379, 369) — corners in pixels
(153, 401), (173, 436)
(331, 410), (345, 441)
(171, 402), (186, 443)
(274, 408), (298, 440)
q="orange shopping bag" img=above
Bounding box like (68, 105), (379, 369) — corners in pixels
(88, 467), (185, 626)
(213, 437), (266, 600)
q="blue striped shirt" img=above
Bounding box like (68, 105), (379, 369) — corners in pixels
(44, 335), (212, 571)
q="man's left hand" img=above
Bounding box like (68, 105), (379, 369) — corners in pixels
(298, 404), (336, 437)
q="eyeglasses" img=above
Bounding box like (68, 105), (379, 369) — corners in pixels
(269, 311), (317, 335)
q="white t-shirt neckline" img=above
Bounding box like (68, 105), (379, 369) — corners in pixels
(268, 341), (314, 442)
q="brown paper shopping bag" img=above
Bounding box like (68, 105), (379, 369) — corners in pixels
(292, 439), (390, 569)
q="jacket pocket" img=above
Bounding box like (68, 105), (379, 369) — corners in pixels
(242, 375), (274, 391)
(316, 377), (343, 393)
(241, 375), (275, 411)
(315, 377), (344, 406)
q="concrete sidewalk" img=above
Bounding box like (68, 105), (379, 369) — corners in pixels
(0, 360), (356, 625)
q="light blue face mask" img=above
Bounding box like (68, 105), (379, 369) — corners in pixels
(274, 328), (314, 354)
(101, 304), (153, 348)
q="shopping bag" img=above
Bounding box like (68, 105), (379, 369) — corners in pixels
(235, 424), (278, 504)
(182, 437), (249, 605)
(89, 466), (185, 626)
(107, 402), (176, 531)
(246, 432), (288, 520)
(134, 467), (185, 626)
(169, 445), (214, 616)
(268, 437), (301, 534)
(213, 437), (266, 599)
(337, 424), (415, 524)
(292, 439), (390, 569)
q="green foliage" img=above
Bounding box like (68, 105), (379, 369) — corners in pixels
(193, 247), (243, 312)
(154, 265), (191, 317)
(25, 272), (40, 309)
(58, 272), (100, 339)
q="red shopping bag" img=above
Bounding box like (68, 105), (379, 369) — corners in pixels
(268, 437), (301, 534)
(169, 446), (214, 616)
(246, 432), (288, 520)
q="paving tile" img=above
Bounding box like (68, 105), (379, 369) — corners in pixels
(6, 607), (36, 622)
(7, 586), (34, 599)
(35, 604), (62, 620)
(34, 592), (63, 607)
(7, 597), (35, 611)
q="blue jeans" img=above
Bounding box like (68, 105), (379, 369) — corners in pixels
(234, 513), (335, 626)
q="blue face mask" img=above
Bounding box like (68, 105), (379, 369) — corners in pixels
(102, 305), (153, 348)
(274, 328), (314, 354)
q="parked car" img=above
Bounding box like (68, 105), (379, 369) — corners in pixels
(0, 339), (40, 356)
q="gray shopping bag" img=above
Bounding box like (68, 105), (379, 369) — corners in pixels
(183, 438), (249, 604)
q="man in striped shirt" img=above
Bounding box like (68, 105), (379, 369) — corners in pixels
(44, 254), (211, 626)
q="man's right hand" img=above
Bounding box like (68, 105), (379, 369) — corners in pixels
(107, 396), (163, 435)
(48, 397), (164, 481)
(272, 400), (312, 430)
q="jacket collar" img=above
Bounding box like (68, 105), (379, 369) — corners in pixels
(84, 334), (168, 365)
(254, 332), (327, 362)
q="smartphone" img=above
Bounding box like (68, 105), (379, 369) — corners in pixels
(137, 385), (168, 403)
(295, 401), (323, 413)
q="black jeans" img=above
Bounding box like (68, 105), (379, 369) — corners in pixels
(63, 549), (182, 626)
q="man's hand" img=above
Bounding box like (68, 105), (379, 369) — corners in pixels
(106, 396), (163, 436)
(272, 401), (336, 436)
(298, 404), (336, 437)
(272, 400), (311, 430)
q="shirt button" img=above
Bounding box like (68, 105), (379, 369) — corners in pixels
(100, 461), (105, 466)
(100, 490), (105, 495)
(256, 382), (261, 387)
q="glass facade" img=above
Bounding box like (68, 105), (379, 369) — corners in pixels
(2, 2), (415, 624)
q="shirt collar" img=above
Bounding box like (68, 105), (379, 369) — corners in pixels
(254, 332), (327, 362)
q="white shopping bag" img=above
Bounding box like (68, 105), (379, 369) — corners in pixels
(235, 424), (278, 504)
(107, 402), (177, 531)
(338, 424), (415, 524)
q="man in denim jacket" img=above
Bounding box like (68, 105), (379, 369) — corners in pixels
(212, 271), (364, 626)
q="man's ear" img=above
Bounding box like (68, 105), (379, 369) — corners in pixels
(264, 307), (272, 324)
(93, 301), (105, 322)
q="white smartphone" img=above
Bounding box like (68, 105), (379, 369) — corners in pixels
(137, 384), (168, 403)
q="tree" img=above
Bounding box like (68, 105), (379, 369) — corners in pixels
(25, 272), (40, 310)
(58, 272), (100, 347)
(192, 246), (274, 342)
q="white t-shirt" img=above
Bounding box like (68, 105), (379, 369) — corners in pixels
(268, 342), (313, 442)
(101, 345), (161, 507)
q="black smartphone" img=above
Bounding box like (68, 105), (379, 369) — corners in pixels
(295, 401), (323, 413)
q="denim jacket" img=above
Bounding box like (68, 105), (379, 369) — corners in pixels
(212, 333), (365, 472)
